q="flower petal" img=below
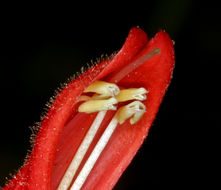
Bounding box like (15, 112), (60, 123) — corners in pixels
(3, 27), (148, 190)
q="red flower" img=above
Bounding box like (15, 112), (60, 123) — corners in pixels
(3, 27), (174, 190)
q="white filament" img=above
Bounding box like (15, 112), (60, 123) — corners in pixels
(57, 111), (107, 190)
(70, 117), (118, 190)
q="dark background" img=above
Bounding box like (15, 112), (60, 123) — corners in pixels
(1, 0), (220, 189)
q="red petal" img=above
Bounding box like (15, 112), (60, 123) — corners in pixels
(3, 27), (148, 189)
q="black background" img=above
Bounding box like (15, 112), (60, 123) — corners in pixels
(1, 0), (220, 189)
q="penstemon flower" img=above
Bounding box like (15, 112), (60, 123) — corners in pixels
(3, 27), (175, 190)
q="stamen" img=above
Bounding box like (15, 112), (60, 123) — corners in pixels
(70, 101), (146, 190)
(57, 111), (107, 190)
(78, 97), (118, 113)
(116, 88), (148, 102)
(83, 80), (120, 98)
(58, 82), (120, 189)
(116, 101), (146, 124)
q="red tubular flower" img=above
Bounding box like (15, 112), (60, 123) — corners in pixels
(3, 27), (174, 190)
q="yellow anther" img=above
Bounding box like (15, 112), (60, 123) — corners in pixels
(91, 94), (108, 100)
(116, 101), (146, 124)
(84, 81), (120, 98)
(78, 97), (118, 113)
(116, 88), (148, 102)
(78, 95), (91, 102)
